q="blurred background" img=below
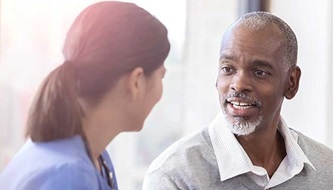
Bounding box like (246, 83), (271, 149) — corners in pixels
(0, 0), (332, 189)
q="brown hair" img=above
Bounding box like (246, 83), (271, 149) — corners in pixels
(26, 1), (170, 142)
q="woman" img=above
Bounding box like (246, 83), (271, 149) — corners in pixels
(0, 1), (170, 190)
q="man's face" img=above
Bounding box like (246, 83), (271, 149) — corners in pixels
(217, 24), (289, 136)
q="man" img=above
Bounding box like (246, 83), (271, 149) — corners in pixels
(143, 12), (333, 189)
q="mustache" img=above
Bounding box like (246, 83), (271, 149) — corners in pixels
(223, 92), (262, 107)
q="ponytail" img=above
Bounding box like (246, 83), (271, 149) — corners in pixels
(26, 62), (83, 142)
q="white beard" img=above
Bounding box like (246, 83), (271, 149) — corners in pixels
(225, 115), (263, 136)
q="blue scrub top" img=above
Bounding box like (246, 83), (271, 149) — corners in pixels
(0, 135), (118, 190)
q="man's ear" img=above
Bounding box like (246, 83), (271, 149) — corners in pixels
(284, 66), (301, 99)
(127, 67), (145, 100)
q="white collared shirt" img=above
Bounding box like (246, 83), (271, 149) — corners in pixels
(209, 112), (315, 189)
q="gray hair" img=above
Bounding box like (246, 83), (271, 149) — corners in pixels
(224, 11), (298, 69)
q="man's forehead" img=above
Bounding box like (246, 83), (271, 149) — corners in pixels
(220, 23), (284, 52)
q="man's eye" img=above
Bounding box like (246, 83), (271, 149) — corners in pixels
(221, 67), (232, 73)
(254, 70), (268, 76)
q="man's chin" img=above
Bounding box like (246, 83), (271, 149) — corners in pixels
(227, 123), (256, 136)
(224, 115), (263, 136)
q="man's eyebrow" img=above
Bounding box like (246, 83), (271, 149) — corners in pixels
(219, 53), (236, 61)
(219, 53), (276, 70)
(251, 60), (274, 70)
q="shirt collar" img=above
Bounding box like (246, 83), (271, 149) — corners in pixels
(278, 118), (315, 170)
(208, 112), (315, 182)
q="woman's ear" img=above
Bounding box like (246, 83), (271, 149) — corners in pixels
(127, 67), (145, 100)
(284, 66), (301, 99)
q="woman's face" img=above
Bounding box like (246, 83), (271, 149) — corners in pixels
(81, 64), (167, 134)
(141, 64), (166, 119)
(124, 64), (167, 132)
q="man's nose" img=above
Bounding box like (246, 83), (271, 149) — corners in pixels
(230, 71), (253, 93)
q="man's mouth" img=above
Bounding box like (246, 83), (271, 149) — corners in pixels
(228, 100), (256, 110)
(225, 97), (261, 117)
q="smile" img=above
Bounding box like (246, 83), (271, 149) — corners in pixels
(229, 101), (255, 109)
(225, 97), (260, 117)
(226, 97), (258, 107)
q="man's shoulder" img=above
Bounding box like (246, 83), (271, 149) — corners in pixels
(291, 128), (333, 166)
(291, 128), (333, 154)
(281, 128), (333, 187)
(146, 127), (214, 174)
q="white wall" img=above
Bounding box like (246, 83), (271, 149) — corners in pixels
(271, 0), (332, 146)
(326, 0), (333, 148)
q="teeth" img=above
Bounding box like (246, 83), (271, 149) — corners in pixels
(230, 101), (251, 106)
(233, 104), (251, 109)
(230, 101), (254, 110)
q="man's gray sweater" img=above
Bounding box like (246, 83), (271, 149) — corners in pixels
(143, 127), (333, 190)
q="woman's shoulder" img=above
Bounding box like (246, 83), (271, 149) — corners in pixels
(0, 136), (98, 190)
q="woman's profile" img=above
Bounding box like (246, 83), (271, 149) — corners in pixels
(0, 1), (170, 190)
